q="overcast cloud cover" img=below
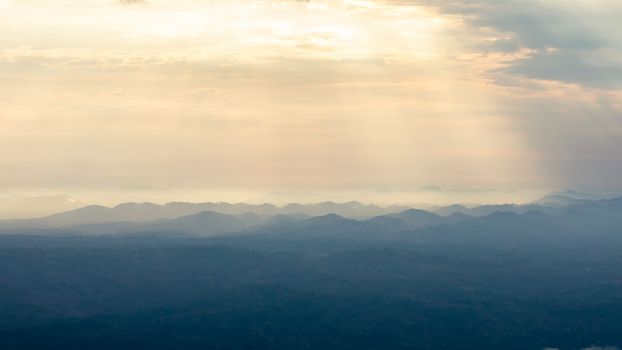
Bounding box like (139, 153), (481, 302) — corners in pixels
(1, 0), (621, 207)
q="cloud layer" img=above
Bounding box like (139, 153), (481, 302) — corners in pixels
(1, 0), (621, 202)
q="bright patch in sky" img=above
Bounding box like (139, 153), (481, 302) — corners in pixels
(1, 0), (621, 207)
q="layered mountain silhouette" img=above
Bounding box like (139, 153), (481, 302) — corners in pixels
(2, 193), (622, 350)
(1, 193), (621, 241)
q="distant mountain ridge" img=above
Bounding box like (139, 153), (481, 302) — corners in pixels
(0, 201), (408, 229)
(1, 195), (622, 239)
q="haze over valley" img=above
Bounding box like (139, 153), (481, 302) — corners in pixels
(2, 0), (622, 348)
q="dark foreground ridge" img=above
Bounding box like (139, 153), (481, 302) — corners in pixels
(1, 194), (622, 349)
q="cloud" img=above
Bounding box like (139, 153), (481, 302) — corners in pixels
(2, 0), (622, 192)
(397, 0), (613, 50)
(498, 49), (622, 89)
(391, 0), (622, 89)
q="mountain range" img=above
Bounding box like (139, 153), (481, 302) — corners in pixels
(1, 192), (621, 241)
(2, 192), (622, 349)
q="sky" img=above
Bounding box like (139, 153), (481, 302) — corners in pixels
(1, 0), (622, 213)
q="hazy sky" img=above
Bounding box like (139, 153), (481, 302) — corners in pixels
(1, 0), (622, 206)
